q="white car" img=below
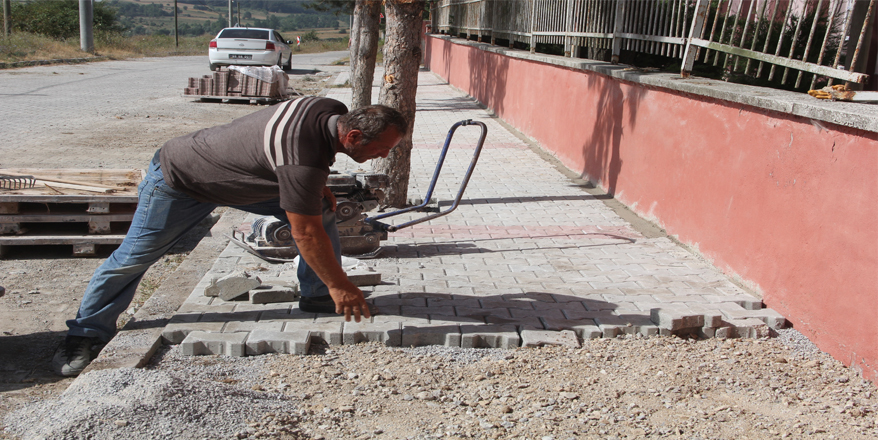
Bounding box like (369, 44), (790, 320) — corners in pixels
(208, 27), (292, 71)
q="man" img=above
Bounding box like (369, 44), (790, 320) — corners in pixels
(53, 96), (407, 376)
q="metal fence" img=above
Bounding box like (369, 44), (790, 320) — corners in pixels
(431, 0), (875, 88)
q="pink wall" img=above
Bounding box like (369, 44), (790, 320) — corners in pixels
(426, 36), (878, 381)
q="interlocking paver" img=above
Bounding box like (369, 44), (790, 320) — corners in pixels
(162, 67), (779, 356)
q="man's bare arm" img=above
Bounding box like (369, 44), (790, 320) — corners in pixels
(287, 211), (370, 322)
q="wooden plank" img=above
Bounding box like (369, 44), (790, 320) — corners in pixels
(0, 168), (142, 200)
(0, 213), (135, 223)
(0, 234), (127, 245)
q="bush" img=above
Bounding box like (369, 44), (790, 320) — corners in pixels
(11, 0), (123, 39)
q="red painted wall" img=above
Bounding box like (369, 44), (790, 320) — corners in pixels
(425, 36), (878, 381)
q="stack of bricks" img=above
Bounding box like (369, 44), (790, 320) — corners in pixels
(183, 68), (282, 98)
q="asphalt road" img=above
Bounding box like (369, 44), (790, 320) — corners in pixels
(0, 51), (348, 169)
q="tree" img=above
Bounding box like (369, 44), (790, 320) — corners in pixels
(371, 0), (425, 207)
(349, 0), (381, 110)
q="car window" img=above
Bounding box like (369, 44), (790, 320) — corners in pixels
(274, 32), (285, 42)
(218, 29), (270, 40)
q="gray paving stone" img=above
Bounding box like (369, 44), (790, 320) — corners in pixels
(540, 317), (602, 339)
(650, 307), (705, 331)
(343, 321), (402, 346)
(510, 308), (565, 320)
(401, 323), (461, 347)
(245, 329), (310, 355)
(205, 271), (262, 301)
(181, 331), (248, 357)
(250, 285), (299, 304)
(222, 321), (284, 333)
(521, 328), (580, 348)
(162, 322), (224, 344)
(716, 318), (770, 338)
(460, 324), (520, 348)
(347, 270), (382, 286)
(284, 322), (343, 345)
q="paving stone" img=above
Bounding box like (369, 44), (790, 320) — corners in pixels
(373, 315), (429, 324)
(181, 331), (248, 356)
(510, 308), (565, 320)
(284, 322), (344, 345)
(716, 318), (770, 338)
(460, 324), (520, 349)
(540, 317), (602, 339)
(594, 313), (655, 337)
(347, 270), (382, 286)
(426, 297), (481, 308)
(478, 298), (534, 310)
(402, 323), (461, 347)
(715, 302), (786, 329)
(222, 321), (284, 333)
(683, 304), (724, 328)
(403, 305), (452, 317)
(521, 328), (580, 348)
(249, 285), (299, 304)
(485, 315), (542, 329)
(650, 307), (704, 331)
(455, 306), (510, 319)
(245, 329), (310, 355)
(205, 271), (262, 301)
(162, 322), (224, 344)
(343, 321), (402, 346)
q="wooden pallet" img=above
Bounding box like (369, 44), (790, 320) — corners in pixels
(194, 95), (283, 105)
(0, 169), (143, 257)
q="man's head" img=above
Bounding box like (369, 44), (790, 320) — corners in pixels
(337, 105), (408, 163)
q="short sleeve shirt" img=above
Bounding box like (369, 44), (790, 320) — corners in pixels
(159, 97), (347, 216)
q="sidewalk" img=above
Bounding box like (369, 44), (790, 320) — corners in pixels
(161, 70), (784, 356)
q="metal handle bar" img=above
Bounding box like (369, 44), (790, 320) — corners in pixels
(366, 119), (487, 233)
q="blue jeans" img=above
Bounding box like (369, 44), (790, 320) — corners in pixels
(66, 156), (340, 342)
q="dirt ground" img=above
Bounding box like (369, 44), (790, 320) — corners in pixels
(0, 61), (877, 440)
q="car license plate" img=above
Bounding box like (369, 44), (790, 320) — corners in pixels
(229, 54), (252, 60)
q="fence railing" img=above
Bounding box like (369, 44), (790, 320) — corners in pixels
(430, 0), (875, 88)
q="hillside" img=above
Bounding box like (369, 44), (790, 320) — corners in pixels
(106, 0), (350, 38)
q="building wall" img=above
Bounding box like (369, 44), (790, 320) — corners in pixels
(425, 35), (878, 381)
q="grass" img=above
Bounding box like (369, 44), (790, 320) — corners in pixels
(0, 31), (350, 65)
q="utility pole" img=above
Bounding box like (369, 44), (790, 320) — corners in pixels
(79, 0), (94, 53)
(3, 0), (11, 37)
(173, 0), (178, 48)
(228, 0), (232, 27)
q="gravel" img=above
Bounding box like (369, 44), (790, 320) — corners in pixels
(5, 332), (877, 440)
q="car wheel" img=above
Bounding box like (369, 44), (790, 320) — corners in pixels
(283, 54), (292, 70)
(210, 63), (219, 71)
(277, 55), (284, 70)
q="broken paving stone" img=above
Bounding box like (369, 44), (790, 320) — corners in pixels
(205, 271), (262, 301)
(249, 285), (299, 304)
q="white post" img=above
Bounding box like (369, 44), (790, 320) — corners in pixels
(79, 0), (94, 53)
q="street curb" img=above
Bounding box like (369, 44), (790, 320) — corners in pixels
(79, 208), (249, 376)
(0, 56), (109, 69)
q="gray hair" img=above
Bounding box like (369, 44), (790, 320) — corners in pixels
(338, 105), (408, 145)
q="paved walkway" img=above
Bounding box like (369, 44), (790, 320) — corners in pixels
(165, 70), (784, 356)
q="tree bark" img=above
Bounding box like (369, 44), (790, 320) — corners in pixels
(373, 0), (425, 208)
(349, 0), (381, 109)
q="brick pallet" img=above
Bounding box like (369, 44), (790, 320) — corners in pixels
(184, 68), (285, 103)
(0, 169), (143, 257)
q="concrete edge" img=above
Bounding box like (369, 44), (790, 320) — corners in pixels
(80, 208), (249, 375)
(429, 35), (878, 133)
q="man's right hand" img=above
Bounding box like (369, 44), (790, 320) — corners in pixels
(329, 283), (371, 322)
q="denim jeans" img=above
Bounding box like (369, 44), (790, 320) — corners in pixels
(66, 156), (340, 342)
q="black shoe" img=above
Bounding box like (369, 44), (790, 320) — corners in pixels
(298, 295), (337, 314)
(52, 336), (104, 377)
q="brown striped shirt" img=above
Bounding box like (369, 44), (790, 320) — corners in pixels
(159, 97), (346, 215)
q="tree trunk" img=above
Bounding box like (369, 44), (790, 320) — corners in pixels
(373, 0), (425, 208)
(349, 0), (381, 110)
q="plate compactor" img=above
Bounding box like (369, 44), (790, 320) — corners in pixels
(229, 119), (487, 263)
